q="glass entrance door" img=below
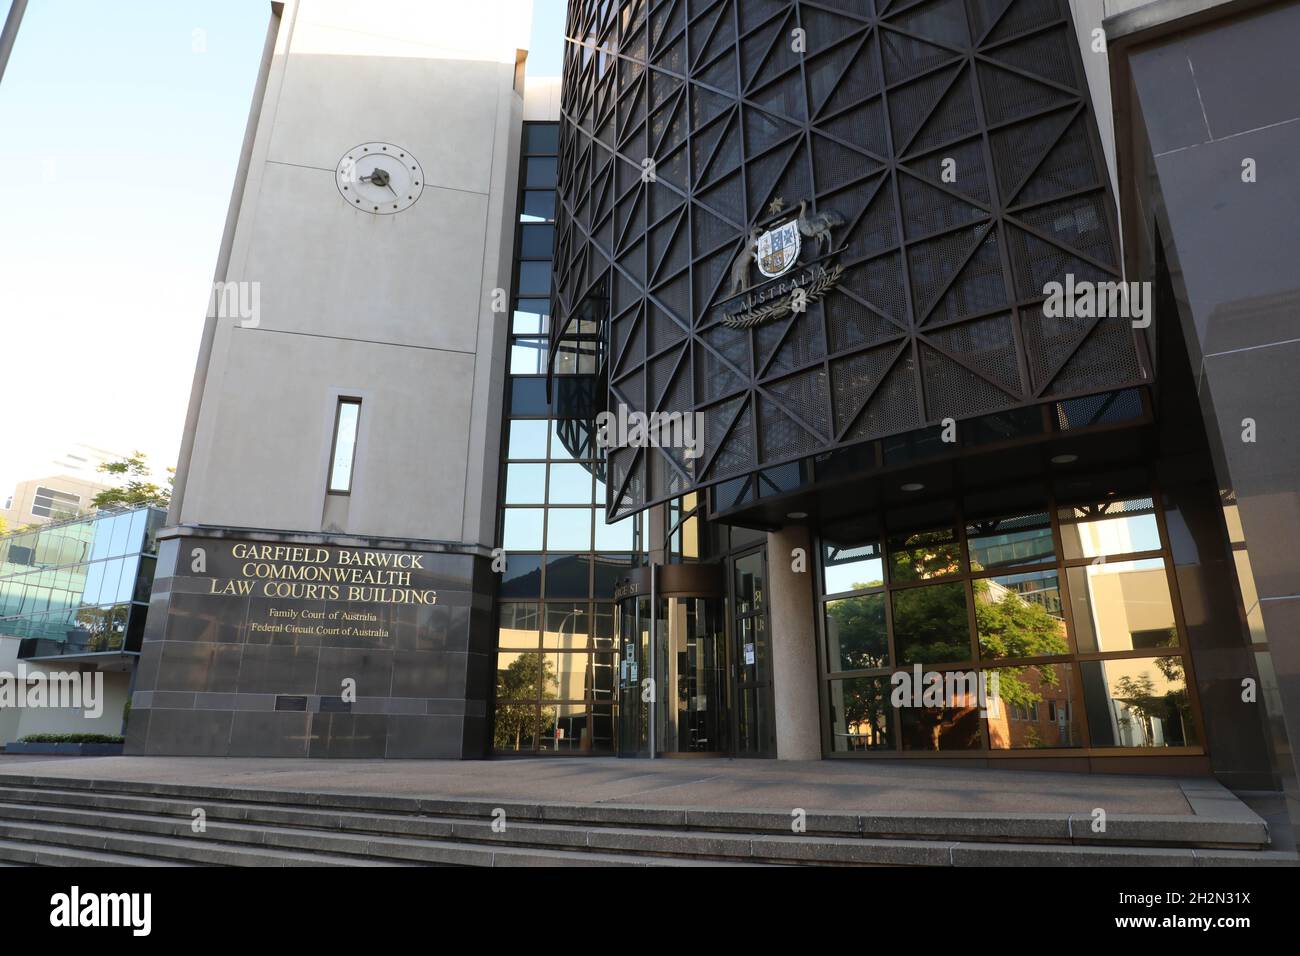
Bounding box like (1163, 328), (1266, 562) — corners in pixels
(616, 590), (727, 756)
(658, 597), (727, 754)
(617, 596), (650, 757)
(730, 548), (775, 756)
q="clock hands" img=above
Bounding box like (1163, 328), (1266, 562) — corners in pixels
(358, 168), (400, 199)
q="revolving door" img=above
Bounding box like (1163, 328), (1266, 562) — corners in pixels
(615, 565), (727, 757)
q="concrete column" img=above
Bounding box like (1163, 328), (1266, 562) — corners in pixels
(766, 524), (821, 760)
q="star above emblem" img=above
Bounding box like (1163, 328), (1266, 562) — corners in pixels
(767, 197), (786, 215)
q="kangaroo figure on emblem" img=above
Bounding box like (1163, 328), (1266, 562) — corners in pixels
(728, 227), (761, 296)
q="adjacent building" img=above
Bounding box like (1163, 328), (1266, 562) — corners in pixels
(2, 446), (131, 529)
(129, 0), (1299, 842)
(0, 506), (164, 744)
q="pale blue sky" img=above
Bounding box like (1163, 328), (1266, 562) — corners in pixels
(0, 0), (566, 493)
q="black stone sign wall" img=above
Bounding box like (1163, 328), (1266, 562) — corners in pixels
(125, 530), (495, 757)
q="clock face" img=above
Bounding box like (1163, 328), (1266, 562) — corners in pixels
(335, 142), (424, 215)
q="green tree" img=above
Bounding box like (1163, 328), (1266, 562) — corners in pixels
(826, 591), (887, 670)
(973, 579), (1070, 712)
(493, 655), (559, 751)
(1114, 660), (1192, 746)
(835, 676), (891, 749)
(92, 451), (173, 510)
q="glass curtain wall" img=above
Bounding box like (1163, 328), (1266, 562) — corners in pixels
(818, 481), (1201, 756)
(494, 121), (638, 754)
(0, 507), (164, 654)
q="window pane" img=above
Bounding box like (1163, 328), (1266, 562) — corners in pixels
(126, 509), (148, 554)
(542, 651), (600, 702)
(329, 400), (361, 492)
(1066, 559), (1177, 653)
(99, 559), (126, 608)
(519, 223), (554, 258)
(825, 594), (888, 671)
(507, 419), (548, 459)
(512, 299), (550, 334)
(898, 673), (984, 751)
(495, 650), (543, 701)
(494, 699), (540, 751)
(985, 663), (1085, 749)
(822, 542), (883, 595)
(523, 123), (559, 153)
(1058, 497), (1161, 559)
(891, 581), (970, 666)
(548, 463), (593, 504)
(1080, 656), (1197, 747)
(592, 553), (632, 597)
(594, 514), (635, 551)
(888, 527), (961, 583)
(510, 378), (550, 415)
(546, 508), (592, 550)
(550, 420), (590, 461)
(966, 512), (1054, 570)
(828, 677), (895, 752)
(974, 570), (1068, 660)
(517, 260), (552, 295)
(525, 156), (558, 188)
(541, 698), (613, 752)
(502, 508), (544, 550)
(520, 190), (555, 222)
(504, 463), (546, 504)
(500, 554), (542, 598)
(510, 338), (546, 374)
(545, 554), (590, 598)
(108, 513), (131, 556)
(497, 602), (540, 648)
(81, 561), (105, 606)
(552, 338), (596, 374)
(544, 603), (588, 649)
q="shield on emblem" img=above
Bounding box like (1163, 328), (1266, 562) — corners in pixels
(755, 220), (801, 278)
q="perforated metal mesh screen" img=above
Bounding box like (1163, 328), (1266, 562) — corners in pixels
(550, 0), (1150, 519)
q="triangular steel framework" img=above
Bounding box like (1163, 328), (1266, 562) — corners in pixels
(549, 0), (1150, 520)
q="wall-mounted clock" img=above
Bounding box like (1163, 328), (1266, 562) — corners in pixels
(335, 142), (424, 215)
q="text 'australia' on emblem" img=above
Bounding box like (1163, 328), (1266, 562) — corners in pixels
(722, 199), (847, 329)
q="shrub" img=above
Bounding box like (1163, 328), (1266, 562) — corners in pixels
(16, 733), (125, 744)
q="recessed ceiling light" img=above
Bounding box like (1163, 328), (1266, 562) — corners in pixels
(786, 511), (808, 520)
(1051, 453), (1078, 464)
(900, 482), (925, 492)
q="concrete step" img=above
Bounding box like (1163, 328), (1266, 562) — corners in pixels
(0, 783), (1290, 867)
(0, 818), (414, 867)
(0, 837), (190, 868)
(0, 800), (735, 867)
(0, 776), (1272, 851)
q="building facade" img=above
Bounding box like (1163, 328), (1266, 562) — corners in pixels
(127, 0), (530, 758)
(131, 0), (1299, 838)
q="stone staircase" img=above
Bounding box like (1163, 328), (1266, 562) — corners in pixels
(0, 774), (1292, 867)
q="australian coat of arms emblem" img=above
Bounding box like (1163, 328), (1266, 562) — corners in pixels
(723, 199), (846, 329)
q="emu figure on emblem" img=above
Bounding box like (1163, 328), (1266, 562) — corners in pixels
(796, 200), (844, 256)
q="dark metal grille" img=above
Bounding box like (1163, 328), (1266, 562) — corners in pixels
(551, 0), (1149, 519)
